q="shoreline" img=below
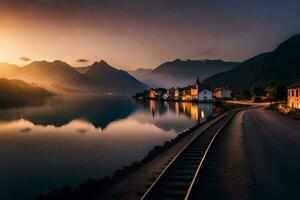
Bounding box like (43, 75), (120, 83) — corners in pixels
(133, 96), (216, 104)
(104, 111), (230, 200)
(38, 103), (229, 200)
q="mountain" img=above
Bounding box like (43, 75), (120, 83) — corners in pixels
(13, 61), (90, 90)
(0, 78), (53, 102)
(85, 60), (148, 94)
(0, 63), (20, 78)
(0, 60), (148, 95)
(128, 68), (152, 81)
(74, 66), (91, 73)
(129, 59), (239, 88)
(203, 34), (300, 91)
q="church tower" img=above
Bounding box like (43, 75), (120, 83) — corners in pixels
(196, 77), (200, 99)
(196, 77), (200, 89)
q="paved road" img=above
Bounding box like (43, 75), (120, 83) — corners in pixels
(190, 107), (300, 200)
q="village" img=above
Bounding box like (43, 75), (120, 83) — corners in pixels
(135, 77), (300, 114)
(135, 78), (233, 102)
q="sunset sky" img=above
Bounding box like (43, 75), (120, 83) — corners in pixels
(1, 0), (300, 70)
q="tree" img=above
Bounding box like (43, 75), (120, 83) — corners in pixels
(264, 82), (286, 101)
(233, 90), (251, 100)
(250, 85), (263, 96)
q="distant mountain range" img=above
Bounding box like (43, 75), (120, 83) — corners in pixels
(128, 68), (152, 81)
(0, 60), (148, 95)
(2, 33), (300, 95)
(203, 34), (300, 91)
(129, 59), (239, 88)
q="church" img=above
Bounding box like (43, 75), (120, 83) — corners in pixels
(180, 78), (213, 101)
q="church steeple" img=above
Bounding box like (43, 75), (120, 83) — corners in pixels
(196, 77), (200, 88)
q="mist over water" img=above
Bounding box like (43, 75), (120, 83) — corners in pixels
(0, 96), (218, 200)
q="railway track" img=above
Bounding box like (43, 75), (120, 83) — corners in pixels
(140, 110), (238, 200)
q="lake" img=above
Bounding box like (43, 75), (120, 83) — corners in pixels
(0, 96), (220, 200)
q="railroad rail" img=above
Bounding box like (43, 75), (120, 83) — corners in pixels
(140, 110), (238, 200)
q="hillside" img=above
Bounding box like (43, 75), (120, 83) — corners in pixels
(203, 34), (300, 91)
(128, 68), (152, 81)
(129, 59), (239, 88)
(0, 60), (148, 95)
(85, 60), (148, 94)
(14, 61), (90, 89)
(0, 78), (53, 102)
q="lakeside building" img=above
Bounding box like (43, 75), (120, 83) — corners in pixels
(175, 87), (183, 100)
(213, 87), (232, 99)
(199, 88), (213, 100)
(287, 80), (300, 109)
(145, 78), (214, 102)
(182, 86), (195, 101)
(149, 88), (167, 99)
(176, 78), (213, 101)
(164, 88), (176, 100)
(149, 89), (156, 98)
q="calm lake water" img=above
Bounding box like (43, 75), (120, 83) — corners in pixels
(0, 96), (220, 200)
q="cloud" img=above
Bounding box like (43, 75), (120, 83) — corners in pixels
(20, 57), (31, 62)
(20, 127), (31, 133)
(77, 59), (89, 63)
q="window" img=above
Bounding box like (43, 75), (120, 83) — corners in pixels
(297, 89), (299, 97)
(292, 90), (294, 96)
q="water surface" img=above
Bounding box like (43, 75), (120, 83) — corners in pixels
(0, 96), (218, 199)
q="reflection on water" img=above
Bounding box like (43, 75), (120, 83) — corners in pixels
(144, 100), (213, 124)
(0, 96), (218, 200)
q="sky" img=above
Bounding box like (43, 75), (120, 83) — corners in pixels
(0, 0), (300, 70)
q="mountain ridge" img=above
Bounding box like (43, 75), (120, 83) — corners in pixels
(129, 59), (240, 88)
(203, 33), (300, 91)
(0, 78), (53, 103)
(0, 60), (148, 95)
(85, 60), (149, 94)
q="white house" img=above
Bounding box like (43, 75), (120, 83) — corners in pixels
(163, 93), (169, 100)
(199, 89), (213, 101)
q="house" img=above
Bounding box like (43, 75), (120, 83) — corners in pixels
(287, 80), (300, 109)
(199, 88), (213, 101)
(156, 88), (166, 98)
(181, 78), (200, 101)
(166, 88), (175, 100)
(163, 93), (169, 100)
(213, 87), (232, 99)
(149, 89), (156, 98)
(182, 86), (194, 101)
(181, 78), (213, 101)
(175, 87), (183, 100)
(149, 88), (167, 99)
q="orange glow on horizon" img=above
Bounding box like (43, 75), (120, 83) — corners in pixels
(0, 11), (149, 69)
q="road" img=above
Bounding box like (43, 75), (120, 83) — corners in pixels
(190, 107), (300, 200)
